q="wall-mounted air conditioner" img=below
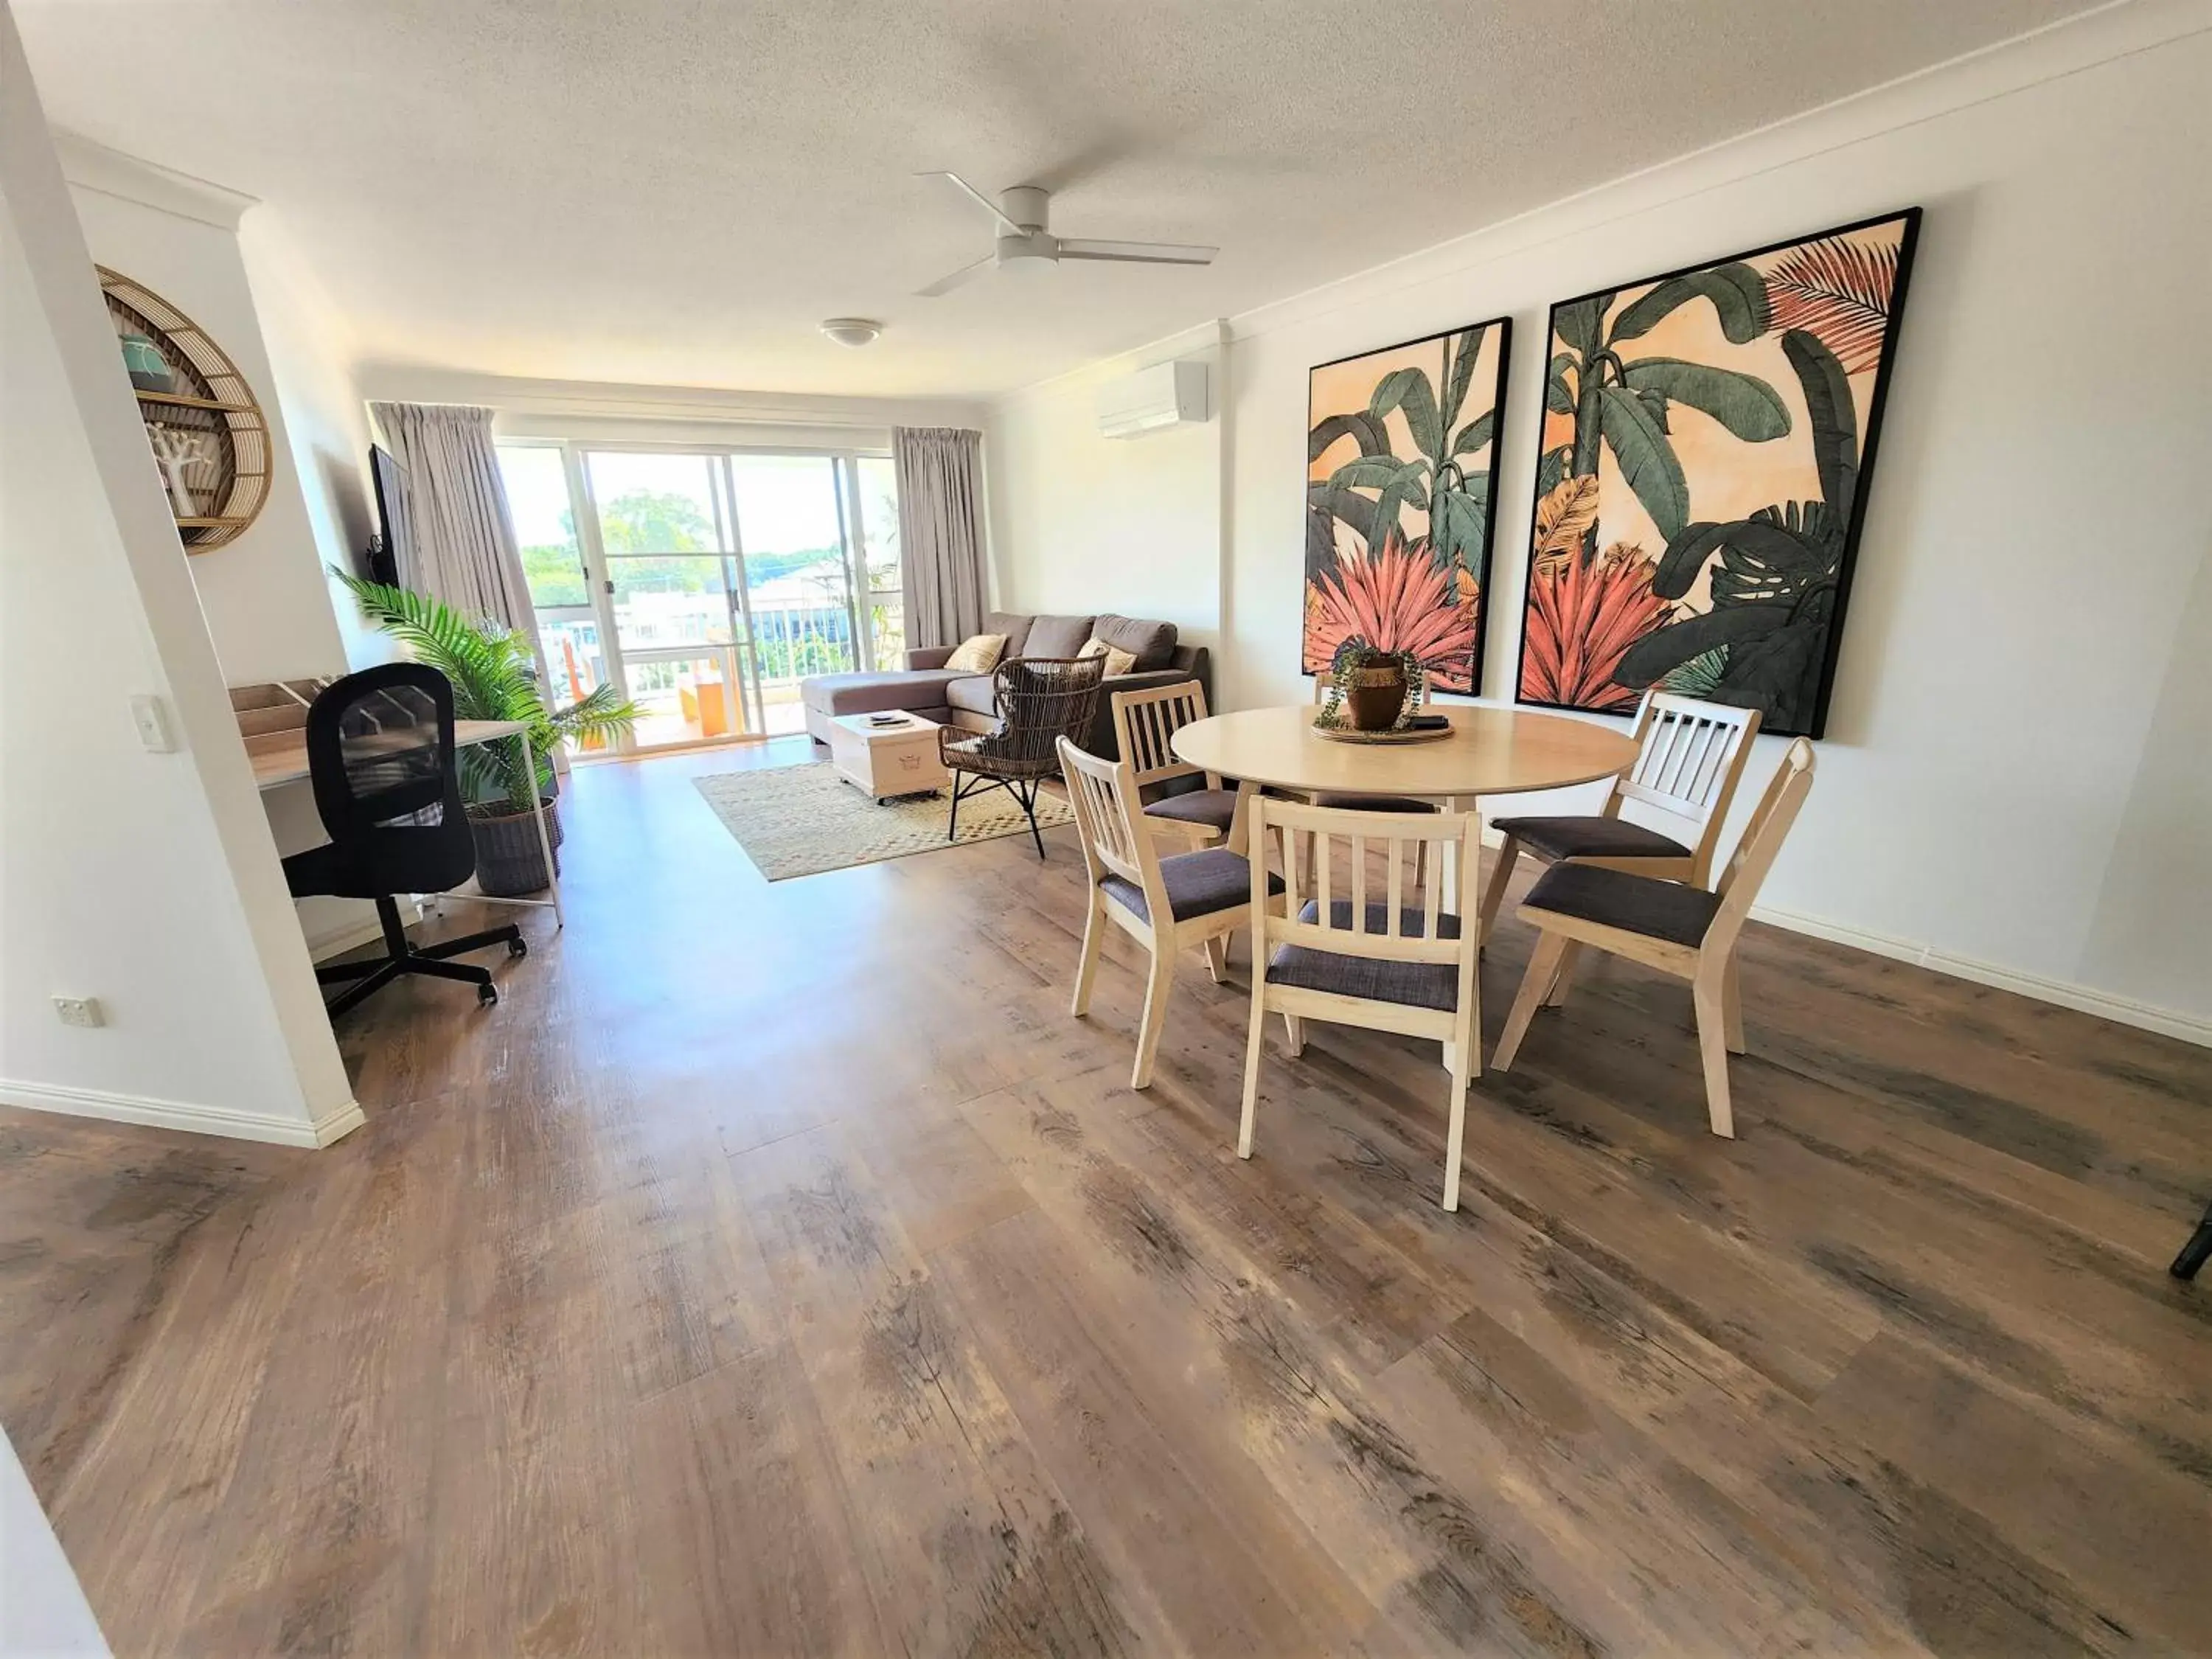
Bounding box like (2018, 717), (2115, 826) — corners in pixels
(1096, 359), (1210, 439)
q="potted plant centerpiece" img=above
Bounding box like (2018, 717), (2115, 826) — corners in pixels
(337, 573), (639, 894)
(1318, 639), (1427, 733)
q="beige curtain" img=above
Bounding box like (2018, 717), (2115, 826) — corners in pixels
(894, 426), (989, 648)
(369, 401), (538, 657)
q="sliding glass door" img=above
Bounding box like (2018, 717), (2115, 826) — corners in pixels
(498, 445), (616, 749)
(726, 454), (860, 735)
(499, 439), (900, 751)
(581, 449), (748, 747)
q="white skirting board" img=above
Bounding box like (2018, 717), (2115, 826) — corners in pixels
(304, 896), (420, 962)
(0, 1079), (366, 1147)
(1745, 902), (2212, 1049)
(1473, 825), (2211, 1048)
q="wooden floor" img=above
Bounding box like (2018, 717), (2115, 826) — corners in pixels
(4, 740), (2209, 1657)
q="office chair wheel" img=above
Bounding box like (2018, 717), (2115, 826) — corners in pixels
(508, 936), (529, 959)
(477, 983), (499, 1008)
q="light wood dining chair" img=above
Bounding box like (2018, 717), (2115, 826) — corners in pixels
(1110, 680), (1239, 850)
(1492, 738), (1816, 1139)
(1236, 796), (1484, 1211)
(1279, 678), (1444, 893)
(1058, 736), (1284, 1090)
(1476, 692), (1760, 947)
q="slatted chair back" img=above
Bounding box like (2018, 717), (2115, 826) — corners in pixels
(1610, 693), (1761, 879)
(1239, 794), (1486, 1211)
(1110, 679), (1217, 793)
(1057, 736), (1166, 918)
(1703, 737), (1816, 950)
(1248, 796), (1479, 981)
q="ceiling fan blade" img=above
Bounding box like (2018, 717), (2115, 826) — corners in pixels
(916, 170), (1022, 236)
(914, 256), (995, 299)
(1054, 237), (1217, 266)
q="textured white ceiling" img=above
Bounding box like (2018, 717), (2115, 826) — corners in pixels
(21, 0), (2098, 397)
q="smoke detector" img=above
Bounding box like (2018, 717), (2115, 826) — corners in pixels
(819, 317), (882, 347)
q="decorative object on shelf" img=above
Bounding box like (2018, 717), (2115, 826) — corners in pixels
(1514, 208), (1921, 737)
(1315, 640), (1427, 733)
(145, 422), (214, 518)
(335, 574), (640, 894)
(1304, 316), (1512, 695)
(97, 265), (271, 552)
(116, 331), (173, 392)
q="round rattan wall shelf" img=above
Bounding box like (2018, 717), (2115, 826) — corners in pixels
(97, 265), (270, 552)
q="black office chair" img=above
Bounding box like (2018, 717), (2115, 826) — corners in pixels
(282, 664), (526, 1018)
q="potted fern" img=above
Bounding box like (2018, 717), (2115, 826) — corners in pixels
(336, 572), (639, 894)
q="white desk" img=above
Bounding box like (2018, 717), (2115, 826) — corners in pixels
(251, 717), (563, 928)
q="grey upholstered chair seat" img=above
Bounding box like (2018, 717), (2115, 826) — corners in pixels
(1266, 900), (1464, 1012)
(1311, 792), (1434, 813)
(1489, 813), (1691, 862)
(1142, 788), (1240, 831)
(1521, 863), (1720, 947)
(1101, 847), (1282, 923)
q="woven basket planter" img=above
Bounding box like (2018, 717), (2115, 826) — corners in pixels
(470, 799), (563, 896)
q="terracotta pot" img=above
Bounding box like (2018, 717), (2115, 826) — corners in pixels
(469, 798), (564, 896)
(1343, 662), (1408, 731)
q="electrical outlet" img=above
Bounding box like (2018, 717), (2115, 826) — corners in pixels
(52, 996), (105, 1029)
(130, 695), (178, 753)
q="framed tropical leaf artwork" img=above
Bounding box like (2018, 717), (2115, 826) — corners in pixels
(1514, 208), (1921, 737)
(1305, 317), (1512, 693)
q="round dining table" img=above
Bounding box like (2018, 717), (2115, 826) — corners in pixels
(1171, 702), (1640, 901)
(1172, 703), (1637, 805)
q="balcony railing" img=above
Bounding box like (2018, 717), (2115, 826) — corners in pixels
(537, 588), (908, 746)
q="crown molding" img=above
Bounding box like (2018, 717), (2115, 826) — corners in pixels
(52, 130), (257, 231)
(995, 317), (1229, 404)
(355, 364), (987, 431)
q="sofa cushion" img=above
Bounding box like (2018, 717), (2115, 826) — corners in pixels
(1078, 637), (1138, 677)
(946, 674), (999, 717)
(1267, 900), (1466, 1012)
(944, 633), (1007, 675)
(1093, 613), (1178, 672)
(984, 611), (1034, 655)
(1022, 614), (1096, 659)
(801, 669), (962, 717)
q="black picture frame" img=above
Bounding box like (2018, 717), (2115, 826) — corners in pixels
(1510, 206), (1922, 738)
(1304, 314), (1514, 696)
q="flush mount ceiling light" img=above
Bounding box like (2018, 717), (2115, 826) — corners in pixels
(819, 317), (882, 347)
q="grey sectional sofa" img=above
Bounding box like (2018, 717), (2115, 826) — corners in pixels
(801, 611), (1211, 759)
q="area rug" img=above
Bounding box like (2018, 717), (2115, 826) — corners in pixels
(693, 760), (1074, 881)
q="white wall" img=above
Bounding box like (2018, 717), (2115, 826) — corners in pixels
(58, 138), (353, 686)
(58, 141), (402, 959)
(2079, 531), (2212, 1018)
(989, 324), (1227, 648)
(1, 1426), (105, 1658)
(1, 1), (359, 1147)
(987, 0), (2212, 1039)
(238, 212), (389, 674)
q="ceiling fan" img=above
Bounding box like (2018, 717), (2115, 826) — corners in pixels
(913, 172), (1217, 297)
